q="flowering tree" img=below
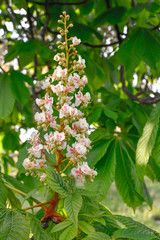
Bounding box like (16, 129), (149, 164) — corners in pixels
(0, 11), (160, 240)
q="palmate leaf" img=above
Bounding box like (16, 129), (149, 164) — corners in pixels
(0, 208), (30, 240)
(28, 213), (52, 240)
(86, 143), (116, 197)
(64, 193), (83, 226)
(112, 227), (158, 239)
(0, 73), (15, 119)
(115, 141), (144, 209)
(136, 102), (160, 179)
(46, 167), (70, 195)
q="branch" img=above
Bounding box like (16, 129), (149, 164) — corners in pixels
(41, 0), (50, 41)
(120, 65), (160, 104)
(0, 66), (6, 73)
(31, 0), (89, 5)
(83, 41), (119, 48)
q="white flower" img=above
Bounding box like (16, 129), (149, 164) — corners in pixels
(23, 158), (34, 170)
(44, 132), (54, 145)
(75, 92), (90, 107)
(52, 66), (67, 79)
(54, 54), (60, 62)
(66, 142), (87, 160)
(76, 134), (91, 148)
(68, 73), (80, 88)
(78, 118), (89, 130)
(44, 94), (53, 111)
(81, 75), (88, 85)
(34, 111), (46, 123)
(74, 143), (87, 154)
(40, 173), (47, 182)
(28, 144), (43, 158)
(70, 162), (97, 180)
(29, 132), (40, 145)
(75, 91), (83, 106)
(53, 131), (65, 143)
(72, 37), (81, 46)
(81, 162), (97, 177)
(59, 103), (70, 118)
(78, 55), (86, 68)
(35, 159), (46, 169)
(51, 83), (65, 96)
(35, 98), (42, 106)
(42, 78), (51, 89)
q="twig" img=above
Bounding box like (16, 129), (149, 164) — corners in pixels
(41, 0), (50, 41)
(23, 200), (52, 210)
(120, 65), (160, 104)
(83, 41), (119, 48)
(0, 66), (6, 73)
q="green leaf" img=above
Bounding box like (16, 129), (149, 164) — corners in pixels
(114, 215), (159, 236)
(7, 189), (21, 209)
(11, 71), (33, 85)
(5, 43), (19, 63)
(103, 107), (118, 123)
(0, 179), (7, 207)
(45, 151), (56, 165)
(51, 219), (73, 233)
(0, 208), (30, 240)
(112, 227), (158, 239)
(86, 139), (112, 167)
(16, 143), (30, 174)
(64, 193), (83, 226)
(93, 7), (127, 26)
(0, 73), (15, 119)
(10, 70), (30, 106)
(142, 182), (153, 208)
(115, 141), (144, 209)
(86, 143), (116, 197)
(2, 132), (19, 151)
(136, 103), (160, 178)
(118, 29), (145, 75)
(78, 221), (95, 234)
(3, 173), (28, 194)
(46, 168), (69, 195)
(82, 232), (111, 240)
(59, 224), (78, 240)
(87, 108), (102, 124)
(149, 157), (160, 182)
(143, 30), (160, 71)
(69, 23), (103, 41)
(28, 213), (52, 240)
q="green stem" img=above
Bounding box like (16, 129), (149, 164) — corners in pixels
(5, 183), (41, 204)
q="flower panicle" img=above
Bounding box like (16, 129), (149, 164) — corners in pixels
(22, 11), (97, 185)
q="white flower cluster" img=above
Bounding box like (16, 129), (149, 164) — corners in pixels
(22, 12), (97, 183)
